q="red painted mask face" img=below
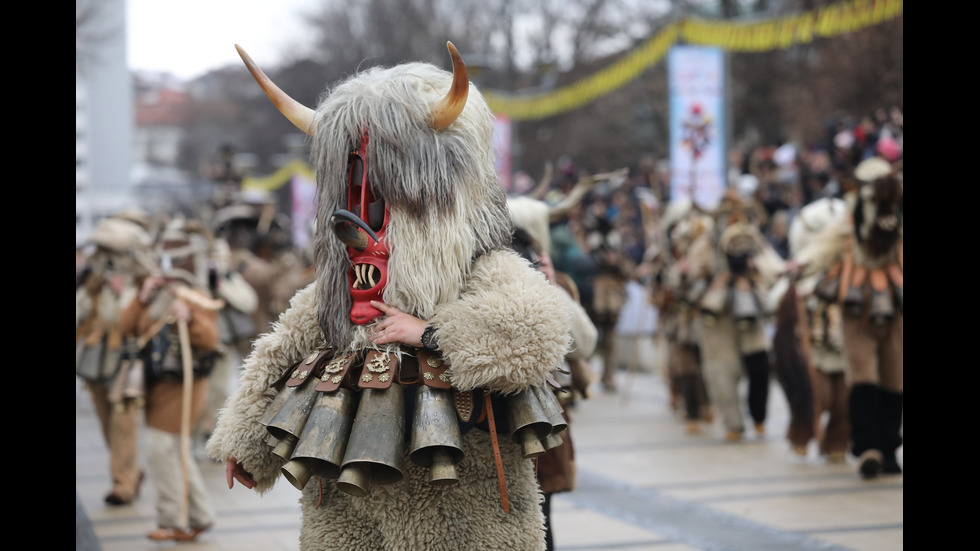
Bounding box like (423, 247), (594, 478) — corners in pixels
(329, 133), (390, 325)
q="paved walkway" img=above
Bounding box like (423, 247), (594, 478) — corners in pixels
(76, 354), (902, 551)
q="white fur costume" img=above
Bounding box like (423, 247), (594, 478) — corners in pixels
(689, 196), (785, 440)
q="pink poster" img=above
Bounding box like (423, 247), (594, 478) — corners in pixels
(290, 171), (317, 252)
(493, 114), (512, 192)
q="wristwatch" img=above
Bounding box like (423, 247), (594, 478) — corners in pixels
(421, 324), (440, 351)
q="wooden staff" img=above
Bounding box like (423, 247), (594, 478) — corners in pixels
(177, 314), (194, 530)
(172, 284), (225, 529)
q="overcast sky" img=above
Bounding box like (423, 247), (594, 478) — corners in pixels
(126, 0), (321, 80)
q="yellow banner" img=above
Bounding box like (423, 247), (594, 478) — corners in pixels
(240, 158), (315, 192)
(483, 0), (902, 120)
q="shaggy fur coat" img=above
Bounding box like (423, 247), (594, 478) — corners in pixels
(206, 50), (571, 551)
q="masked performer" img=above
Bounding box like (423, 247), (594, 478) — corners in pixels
(121, 217), (224, 541)
(768, 197), (851, 462)
(650, 198), (716, 434)
(691, 192), (785, 441)
(76, 214), (155, 505)
(206, 42), (571, 551)
(792, 157), (903, 478)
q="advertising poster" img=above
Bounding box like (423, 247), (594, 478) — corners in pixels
(668, 45), (726, 209)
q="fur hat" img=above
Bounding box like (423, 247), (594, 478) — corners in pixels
(88, 217), (153, 253)
(110, 207), (152, 231)
(854, 157), (892, 183)
(507, 196), (552, 254)
(156, 217), (214, 287)
(86, 217), (157, 277)
(788, 197), (848, 256)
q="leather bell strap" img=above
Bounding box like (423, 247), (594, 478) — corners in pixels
(359, 350), (398, 389)
(286, 348), (334, 388)
(484, 390), (510, 514)
(315, 351), (360, 393)
(417, 350), (451, 389)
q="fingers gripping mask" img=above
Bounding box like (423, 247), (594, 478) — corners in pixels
(329, 133), (391, 325)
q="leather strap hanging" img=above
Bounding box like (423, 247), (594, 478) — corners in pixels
(483, 390), (509, 514)
(837, 234), (854, 305)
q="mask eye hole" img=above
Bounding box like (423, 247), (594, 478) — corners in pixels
(347, 153), (365, 215)
(367, 199), (386, 231)
(347, 150), (386, 232)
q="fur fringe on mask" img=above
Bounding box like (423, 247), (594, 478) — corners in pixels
(309, 62), (513, 350)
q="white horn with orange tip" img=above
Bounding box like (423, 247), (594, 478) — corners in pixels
(429, 42), (469, 131)
(235, 44), (317, 136)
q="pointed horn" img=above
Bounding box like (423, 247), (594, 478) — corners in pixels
(529, 161), (554, 200)
(548, 167), (629, 223)
(235, 44), (317, 136)
(429, 42), (469, 131)
(329, 209), (380, 251)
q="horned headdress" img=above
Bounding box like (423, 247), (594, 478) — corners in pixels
(236, 42), (513, 350)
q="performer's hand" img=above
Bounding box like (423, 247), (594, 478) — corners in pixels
(107, 274), (125, 296)
(226, 456), (256, 490)
(370, 301), (426, 348)
(783, 259), (801, 279)
(171, 300), (192, 322)
(538, 250), (557, 286)
(140, 275), (165, 304)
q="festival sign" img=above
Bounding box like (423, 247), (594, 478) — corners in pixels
(668, 45), (726, 209)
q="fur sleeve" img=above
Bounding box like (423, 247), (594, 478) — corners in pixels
(561, 287), (598, 361)
(205, 282), (322, 493)
(432, 250), (572, 395)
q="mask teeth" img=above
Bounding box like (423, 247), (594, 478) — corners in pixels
(353, 263), (380, 290)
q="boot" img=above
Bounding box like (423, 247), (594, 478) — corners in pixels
(677, 374), (703, 434)
(878, 389), (904, 475)
(743, 351), (770, 431)
(678, 374), (702, 422)
(848, 383), (882, 479)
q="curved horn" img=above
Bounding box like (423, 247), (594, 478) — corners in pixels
(330, 209), (380, 251)
(529, 161), (554, 200)
(429, 42), (469, 131)
(235, 44), (317, 136)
